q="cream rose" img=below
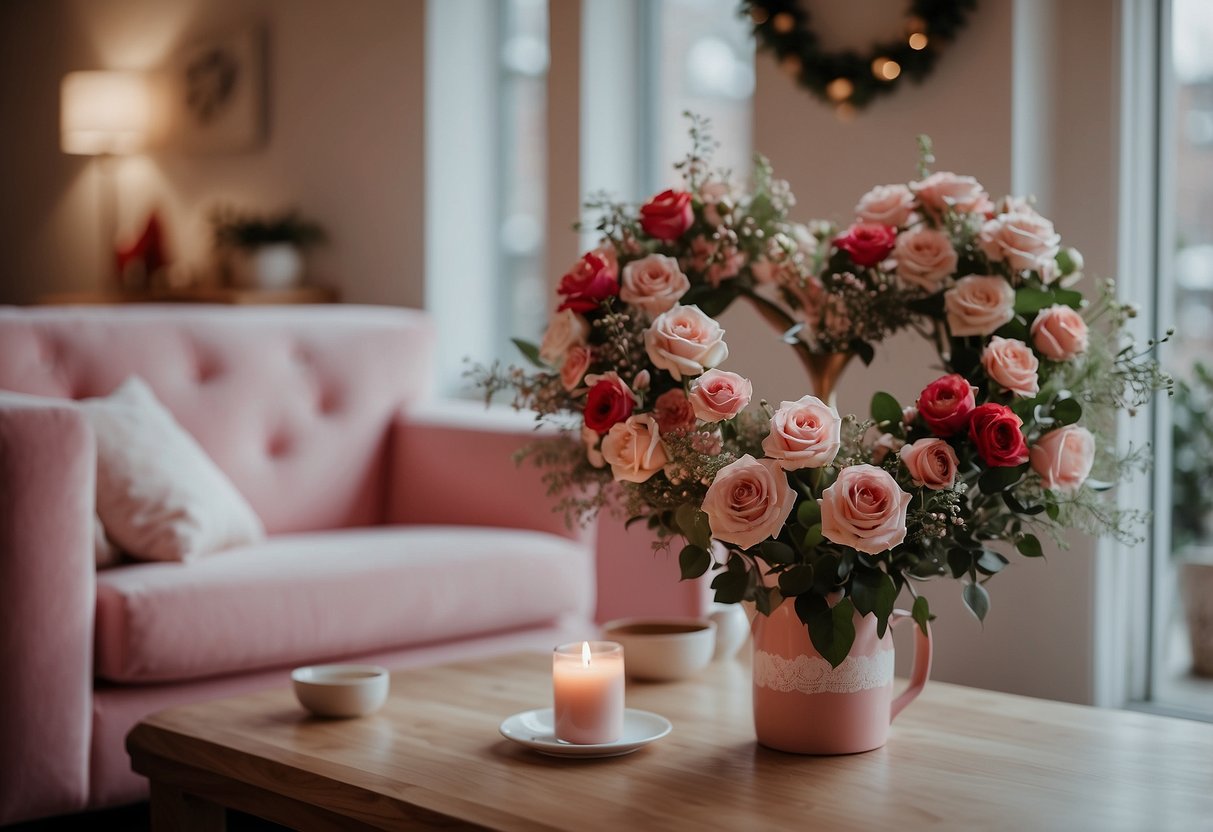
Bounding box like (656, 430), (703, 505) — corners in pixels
(910, 171), (993, 215)
(689, 369), (752, 422)
(899, 438), (960, 490)
(620, 254), (691, 316)
(601, 414), (668, 483)
(539, 309), (589, 366)
(1030, 425), (1095, 494)
(1030, 305), (1089, 361)
(644, 304), (729, 381)
(978, 209), (1061, 273)
(944, 275), (1016, 337)
(894, 227), (958, 292)
(761, 395), (841, 470)
(819, 464), (912, 555)
(855, 183), (915, 227)
(560, 344), (592, 392)
(981, 336), (1039, 397)
(702, 454), (796, 551)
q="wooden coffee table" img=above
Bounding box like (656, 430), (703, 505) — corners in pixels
(127, 652), (1213, 831)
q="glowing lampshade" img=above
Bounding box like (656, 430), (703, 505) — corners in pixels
(60, 70), (155, 155)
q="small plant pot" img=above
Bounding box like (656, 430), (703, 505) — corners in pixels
(232, 243), (304, 290)
(1180, 559), (1213, 677)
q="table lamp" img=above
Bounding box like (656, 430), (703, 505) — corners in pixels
(60, 70), (156, 285)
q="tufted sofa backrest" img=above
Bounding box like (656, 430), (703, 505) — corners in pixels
(0, 305), (434, 534)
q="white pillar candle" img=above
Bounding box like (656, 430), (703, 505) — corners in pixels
(553, 641), (624, 744)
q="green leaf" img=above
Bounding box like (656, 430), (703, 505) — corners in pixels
(851, 569), (897, 638)
(511, 338), (546, 369)
(1016, 533), (1044, 558)
(947, 548), (973, 579)
(802, 523), (824, 551)
(797, 500), (821, 528)
(681, 283), (741, 318)
(675, 504), (712, 550)
(1002, 491), (1045, 516)
(678, 545), (711, 580)
(979, 464), (1028, 494)
(778, 565), (815, 597)
(962, 581), (990, 622)
(1052, 398), (1082, 426)
(711, 565), (748, 604)
(870, 392), (903, 429)
(624, 515), (647, 531)
(1046, 502), (1061, 521)
(801, 596), (857, 669)
(1014, 288), (1057, 315)
(759, 539), (796, 564)
(976, 550), (1009, 575)
(912, 595), (931, 637)
(753, 586), (775, 617)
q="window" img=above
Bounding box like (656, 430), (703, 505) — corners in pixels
(1148, 0), (1213, 719)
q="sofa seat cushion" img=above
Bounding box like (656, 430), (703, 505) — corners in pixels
(94, 526), (594, 684)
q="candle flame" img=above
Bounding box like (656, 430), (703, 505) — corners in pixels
(581, 641), (591, 667)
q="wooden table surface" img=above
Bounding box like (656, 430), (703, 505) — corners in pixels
(127, 652), (1213, 831)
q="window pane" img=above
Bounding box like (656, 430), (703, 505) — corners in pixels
(1156, 0), (1213, 716)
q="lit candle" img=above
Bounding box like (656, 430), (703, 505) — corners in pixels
(552, 641), (624, 744)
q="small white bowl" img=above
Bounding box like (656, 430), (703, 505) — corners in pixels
(291, 664), (390, 718)
(601, 617), (717, 681)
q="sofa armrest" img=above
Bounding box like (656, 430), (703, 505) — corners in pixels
(386, 400), (593, 545)
(0, 398), (95, 823)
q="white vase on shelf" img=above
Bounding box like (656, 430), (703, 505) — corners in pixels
(231, 243), (304, 290)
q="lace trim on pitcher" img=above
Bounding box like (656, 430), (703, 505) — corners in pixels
(753, 649), (894, 695)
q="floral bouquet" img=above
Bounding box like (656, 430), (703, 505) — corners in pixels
(479, 127), (1169, 667)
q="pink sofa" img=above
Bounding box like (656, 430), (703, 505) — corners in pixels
(0, 305), (598, 825)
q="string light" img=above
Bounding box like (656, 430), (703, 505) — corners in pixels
(750, 5), (769, 25)
(871, 57), (902, 81)
(772, 12), (795, 34)
(826, 77), (854, 102)
(909, 32), (929, 50)
(780, 55), (803, 77)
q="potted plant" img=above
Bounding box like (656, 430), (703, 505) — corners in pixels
(1172, 362), (1213, 676)
(210, 207), (327, 290)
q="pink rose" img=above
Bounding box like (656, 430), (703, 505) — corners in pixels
(652, 389), (697, 435)
(689, 369), (752, 422)
(871, 432), (905, 464)
(601, 414), (668, 483)
(557, 252), (619, 313)
(945, 275), (1016, 337)
(640, 190), (694, 241)
(833, 222), (898, 267)
(761, 395), (841, 470)
(899, 438), (960, 490)
(620, 254), (690, 316)
(893, 227), (958, 292)
(855, 184), (915, 227)
(643, 304), (729, 381)
(560, 344), (592, 391)
(978, 208), (1061, 274)
(1030, 425), (1095, 494)
(820, 464), (912, 555)
(981, 336), (1039, 397)
(539, 309), (589, 367)
(910, 171), (993, 215)
(702, 454), (796, 551)
(1030, 305), (1088, 361)
(581, 425), (606, 468)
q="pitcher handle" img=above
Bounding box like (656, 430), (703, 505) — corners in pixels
(889, 608), (933, 722)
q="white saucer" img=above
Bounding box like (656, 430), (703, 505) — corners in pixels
(499, 708), (672, 758)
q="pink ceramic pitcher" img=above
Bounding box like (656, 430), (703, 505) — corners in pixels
(751, 599), (932, 754)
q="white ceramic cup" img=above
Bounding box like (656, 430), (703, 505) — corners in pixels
(601, 617), (717, 681)
(291, 664), (390, 718)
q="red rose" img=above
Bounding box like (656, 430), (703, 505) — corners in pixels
(558, 252), (618, 313)
(583, 374), (635, 434)
(916, 374), (977, 437)
(832, 222), (897, 267)
(968, 403), (1029, 467)
(640, 190), (694, 241)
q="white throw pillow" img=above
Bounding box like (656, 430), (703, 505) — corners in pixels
(81, 377), (265, 562)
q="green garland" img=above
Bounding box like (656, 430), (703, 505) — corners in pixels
(740, 0), (977, 113)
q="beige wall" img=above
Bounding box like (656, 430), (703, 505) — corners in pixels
(0, 0), (424, 306)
